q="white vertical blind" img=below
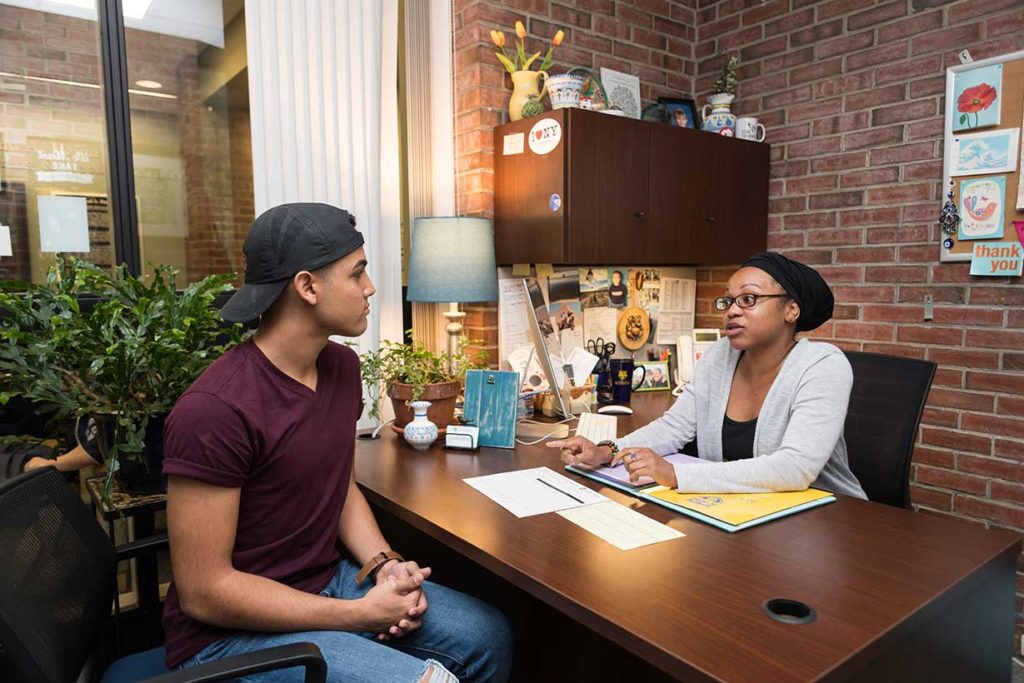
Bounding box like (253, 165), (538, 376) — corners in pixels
(245, 0), (402, 427)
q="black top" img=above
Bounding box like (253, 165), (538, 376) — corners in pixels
(722, 414), (757, 462)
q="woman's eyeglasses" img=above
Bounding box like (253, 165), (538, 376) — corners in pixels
(714, 293), (789, 311)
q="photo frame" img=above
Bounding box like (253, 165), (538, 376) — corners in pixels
(658, 97), (700, 129)
(634, 360), (671, 392)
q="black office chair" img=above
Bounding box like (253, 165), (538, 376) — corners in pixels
(843, 351), (936, 509)
(0, 468), (326, 683)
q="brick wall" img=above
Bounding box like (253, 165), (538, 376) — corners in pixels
(453, 0), (1024, 648)
(453, 0), (700, 362)
(691, 0), (1024, 645)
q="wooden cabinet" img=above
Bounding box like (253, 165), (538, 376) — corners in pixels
(493, 108), (769, 265)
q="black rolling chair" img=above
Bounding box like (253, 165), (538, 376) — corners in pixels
(0, 468), (326, 683)
(842, 351), (936, 509)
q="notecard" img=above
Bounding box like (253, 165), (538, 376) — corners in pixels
(558, 501), (684, 550)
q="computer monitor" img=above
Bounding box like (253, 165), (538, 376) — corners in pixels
(522, 277), (570, 418)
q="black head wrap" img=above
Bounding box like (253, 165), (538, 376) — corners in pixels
(741, 252), (834, 332)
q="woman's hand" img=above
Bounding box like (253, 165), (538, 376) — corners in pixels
(546, 436), (613, 467)
(617, 447), (677, 487)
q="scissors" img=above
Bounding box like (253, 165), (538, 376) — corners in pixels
(586, 338), (616, 364)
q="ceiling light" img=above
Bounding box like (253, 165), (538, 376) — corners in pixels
(135, 80), (163, 89)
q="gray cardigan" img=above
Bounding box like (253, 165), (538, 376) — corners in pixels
(617, 338), (867, 498)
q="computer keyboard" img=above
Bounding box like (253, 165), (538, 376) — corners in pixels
(575, 411), (618, 444)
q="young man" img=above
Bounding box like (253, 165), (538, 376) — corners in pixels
(163, 203), (512, 682)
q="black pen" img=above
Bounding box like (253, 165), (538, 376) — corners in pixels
(536, 477), (585, 504)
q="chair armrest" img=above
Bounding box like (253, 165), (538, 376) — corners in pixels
(139, 642), (326, 683)
(115, 533), (169, 562)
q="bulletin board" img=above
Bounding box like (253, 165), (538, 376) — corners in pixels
(940, 49), (1024, 263)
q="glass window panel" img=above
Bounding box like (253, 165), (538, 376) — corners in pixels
(123, 0), (251, 285)
(0, 1), (114, 283)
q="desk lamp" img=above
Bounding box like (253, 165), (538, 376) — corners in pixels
(406, 217), (498, 363)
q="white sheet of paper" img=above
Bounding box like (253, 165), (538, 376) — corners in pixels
(38, 195), (89, 252)
(0, 225), (12, 257)
(498, 277), (531, 362)
(656, 278), (696, 344)
(502, 132), (524, 155)
(558, 501), (685, 550)
(583, 307), (618, 348)
(567, 346), (599, 385)
(464, 467), (608, 518)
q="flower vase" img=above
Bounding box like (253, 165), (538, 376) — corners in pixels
(508, 69), (548, 121)
(701, 93), (736, 136)
(402, 401), (438, 451)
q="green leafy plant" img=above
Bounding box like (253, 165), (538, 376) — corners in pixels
(359, 334), (487, 422)
(712, 55), (739, 96)
(0, 256), (247, 496)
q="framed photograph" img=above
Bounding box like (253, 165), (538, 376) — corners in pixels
(951, 128), (1019, 175)
(634, 360), (671, 391)
(658, 97), (699, 129)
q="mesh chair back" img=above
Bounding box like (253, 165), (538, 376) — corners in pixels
(0, 468), (116, 683)
(843, 351), (936, 508)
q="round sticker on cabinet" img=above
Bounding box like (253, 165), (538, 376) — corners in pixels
(528, 118), (562, 155)
(549, 194), (561, 212)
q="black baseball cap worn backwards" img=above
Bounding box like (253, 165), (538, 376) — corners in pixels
(220, 203), (364, 323)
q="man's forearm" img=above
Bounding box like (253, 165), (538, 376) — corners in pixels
(338, 478), (391, 564)
(181, 568), (365, 632)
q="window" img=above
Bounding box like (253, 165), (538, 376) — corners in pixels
(0, 0), (253, 286)
(0, 1), (114, 282)
(122, 0), (251, 284)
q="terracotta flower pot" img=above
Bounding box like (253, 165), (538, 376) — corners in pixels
(388, 381), (461, 429)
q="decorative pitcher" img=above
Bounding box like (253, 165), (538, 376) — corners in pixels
(508, 69), (548, 121)
(403, 400), (438, 451)
(701, 93), (736, 136)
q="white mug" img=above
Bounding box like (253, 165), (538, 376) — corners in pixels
(736, 117), (766, 142)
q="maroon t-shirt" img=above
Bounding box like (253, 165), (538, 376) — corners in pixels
(161, 338), (361, 668)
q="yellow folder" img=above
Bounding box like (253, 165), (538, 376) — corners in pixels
(642, 487), (835, 531)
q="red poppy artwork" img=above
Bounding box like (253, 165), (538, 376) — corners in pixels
(952, 65), (1002, 131)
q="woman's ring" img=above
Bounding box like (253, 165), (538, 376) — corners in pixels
(629, 452), (638, 462)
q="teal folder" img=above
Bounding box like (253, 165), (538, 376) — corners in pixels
(462, 369), (519, 449)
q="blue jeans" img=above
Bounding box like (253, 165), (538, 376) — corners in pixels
(179, 559), (512, 683)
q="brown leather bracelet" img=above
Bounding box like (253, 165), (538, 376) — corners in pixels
(355, 550), (404, 583)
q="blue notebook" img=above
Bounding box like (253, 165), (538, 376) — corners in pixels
(462, 369), (520, 449)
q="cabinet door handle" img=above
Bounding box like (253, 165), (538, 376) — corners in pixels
(706, 215), (716, 223)
(634, 211), (646, 218)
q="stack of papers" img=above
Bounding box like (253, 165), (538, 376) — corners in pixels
(463, 467), (685, 550)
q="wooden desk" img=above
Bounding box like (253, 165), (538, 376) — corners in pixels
(355, 394), (1020, 682)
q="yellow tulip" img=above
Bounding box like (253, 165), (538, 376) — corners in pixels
(515, 21), (526, 39)
(491, 30), (506, 47)
(553, 29), (564, 46)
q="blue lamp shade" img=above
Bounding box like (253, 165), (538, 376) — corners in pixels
(407, 217), (498, 303)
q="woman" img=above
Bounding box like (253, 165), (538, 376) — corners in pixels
(550, 252), (866, 498)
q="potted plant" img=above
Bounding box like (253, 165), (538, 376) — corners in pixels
(360, 335), (487, 431)
(490, 21), (565, 120)
(0, 256), (246, 497)
(702, 55), (739, 135)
